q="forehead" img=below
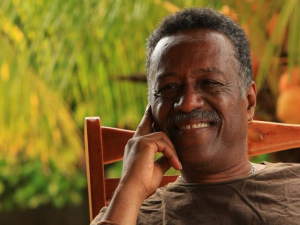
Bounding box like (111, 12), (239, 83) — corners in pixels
(149, 30), (235, 80)
(152, 29), (233, 55)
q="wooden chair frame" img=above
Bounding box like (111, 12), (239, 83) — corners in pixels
(84, 117), (300, 222)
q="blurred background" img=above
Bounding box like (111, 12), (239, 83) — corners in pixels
(0, 0), (299, 224)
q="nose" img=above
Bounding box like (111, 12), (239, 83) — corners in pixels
(174, 86), (205, 113)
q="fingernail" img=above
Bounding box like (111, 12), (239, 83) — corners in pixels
(145, 104), (150, 112)
(177, 162), (182, 170)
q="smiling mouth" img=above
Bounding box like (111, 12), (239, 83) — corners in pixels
(178, 122), (210, 130)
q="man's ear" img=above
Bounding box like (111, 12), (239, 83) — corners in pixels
(246, 81), (257, 119)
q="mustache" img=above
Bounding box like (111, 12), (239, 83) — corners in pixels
(166, 109), (221, 127)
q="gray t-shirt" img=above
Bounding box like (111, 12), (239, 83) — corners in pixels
(92, 162), (300, 225)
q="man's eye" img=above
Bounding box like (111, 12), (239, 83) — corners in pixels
(201, 80), (221, 86)
(154, 85), (180, 98)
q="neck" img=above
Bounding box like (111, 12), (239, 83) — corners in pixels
(180, 157), (253, 183)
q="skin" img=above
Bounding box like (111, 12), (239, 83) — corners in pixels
(150, 29), (257, 182)
(100, 29), (260, 225)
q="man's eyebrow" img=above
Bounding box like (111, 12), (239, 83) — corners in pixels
(193, 67), (223, 74)
(155, 67), (223, 82)
(156, 72), (177, 82)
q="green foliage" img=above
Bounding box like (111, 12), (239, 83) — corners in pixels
(0, 155), (85, 210)
(0, 0), (299, 210)
(251, 154), (270, 164)
(226, 0), (300, 96)
(0, 0), (222, 210)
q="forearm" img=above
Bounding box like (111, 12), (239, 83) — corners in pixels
(98, 105), (181, 225)
(101, 183), (146, 225)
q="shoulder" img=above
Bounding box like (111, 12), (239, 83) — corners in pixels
(257, 161), (300, 175)
(252, 162), (300, 183)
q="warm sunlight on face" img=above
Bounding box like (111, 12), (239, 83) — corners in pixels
(149, 30), (250, 174)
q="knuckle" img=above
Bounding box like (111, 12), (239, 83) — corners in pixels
(126, 138), (135, 148)
(126, 137), (147, 149)
(125, 138), (138, 156)
(156, 131), (167, 137)
(161, 132), (168, 138)
(136, 125), (144, 131)
(126, 136), (158, 153)
(136, 138), (147, 149)
(137, 138), (156, 151)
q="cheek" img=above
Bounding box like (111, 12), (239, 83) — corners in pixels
(151, 102), (162, 131)
(221, 97), (248, 132)
(152, 100), (172, 132)
(214, 91), (243, 113)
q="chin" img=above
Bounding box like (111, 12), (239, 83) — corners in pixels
(176, 143), (218, 166)
(174, 139), (232, 174)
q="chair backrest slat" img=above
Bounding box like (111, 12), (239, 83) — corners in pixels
(102, 127), (134, 164)
(84, 117), (106, 222)
(85, 117), (300, 222)
(248, 121), (300, 156)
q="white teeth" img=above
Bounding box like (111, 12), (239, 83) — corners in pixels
(179, 123), (209, 130)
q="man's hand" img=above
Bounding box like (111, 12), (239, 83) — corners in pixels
(100, 105), (181, 225)
(120, 104), (182, 199)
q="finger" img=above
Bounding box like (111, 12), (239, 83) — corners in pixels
(143, 132), (177, 153)
(134, 104), (154, 137)
(153, 139), (182, 170)
(140, 132), (181, 169)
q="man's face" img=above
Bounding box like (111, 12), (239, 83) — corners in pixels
(149, 29), (256, 174)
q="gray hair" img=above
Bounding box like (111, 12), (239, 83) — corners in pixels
(146, 7), (253, 99)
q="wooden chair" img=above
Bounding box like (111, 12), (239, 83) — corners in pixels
(84, 117), (300, 222)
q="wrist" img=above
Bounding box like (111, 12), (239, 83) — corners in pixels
(116, 181), (148, 205)
(119, 175), (153, 200)
(101, 182), (147, 225)
(98, 221), (118, 225)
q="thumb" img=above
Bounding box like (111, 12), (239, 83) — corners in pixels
(134, 104), (154, 137)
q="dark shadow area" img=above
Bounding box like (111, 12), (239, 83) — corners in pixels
(0, 192), (89, 225)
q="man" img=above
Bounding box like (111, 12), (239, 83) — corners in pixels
(92, 8), (300, 225)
